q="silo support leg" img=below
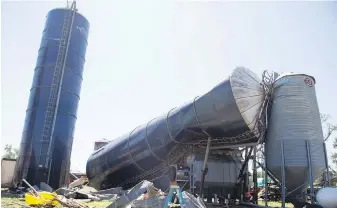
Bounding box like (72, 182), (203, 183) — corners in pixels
(200, 137), (211, 196)
(264, 143), (268, 207)
(323, 142), (330, 187)
(253, 146), (258, 204)
(280, 141), (286, 208)
(306, 140), (314, 204)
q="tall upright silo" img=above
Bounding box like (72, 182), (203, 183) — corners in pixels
(13, 1), (89, 189)
(266, 73), (326, 200)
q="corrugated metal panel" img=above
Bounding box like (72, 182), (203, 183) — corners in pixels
(266, 74), (325, 194)
(1, 159), (17, 187)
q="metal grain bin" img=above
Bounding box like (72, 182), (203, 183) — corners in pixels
(266, 73), (326, 195)
(86, 67), (265, 190)
(14, 5), (89, 189)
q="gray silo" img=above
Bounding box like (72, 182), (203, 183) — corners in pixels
(13, 1), (89, 189)
(266, 73), (326, 199)
(87, 67), (265, 190)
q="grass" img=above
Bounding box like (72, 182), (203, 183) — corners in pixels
(1, 196), (296, 208)
(1, 197), (30, 208)
(83, 200), (112, 208)
(258, 200), (294, 208)
(1, 196), (112, 208)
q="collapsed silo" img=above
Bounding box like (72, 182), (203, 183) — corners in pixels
(86, 67), (265, 190)
(266, 73), (326, 200)
(13, 2), (89, 189)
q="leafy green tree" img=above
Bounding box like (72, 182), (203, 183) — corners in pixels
(2, 144), (18, 159)
(320, 114), (337, 167)
(332, 137), (337, 166)
(257, 171), (264, 178)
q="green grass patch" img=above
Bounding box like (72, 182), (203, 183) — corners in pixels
(83, 200), (112, 208)
(258, 200), (294, 207)
(1, 197), (29, 208)
(1, 196), (112, 208)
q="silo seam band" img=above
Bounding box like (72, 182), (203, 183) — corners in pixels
(127, 126), (146, 172)
(43, 26), (89, 44)
(145, 118), (164, 162)
(166, 107), (182, 144)
(38, 46), (87, 60)
(30, 86), (80, 99)
(35, 65), (84, 80)
(193, 96), (213, 139)
(25, 108), (78, 119)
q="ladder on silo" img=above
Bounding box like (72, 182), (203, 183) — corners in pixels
(36, 1), (77, 184)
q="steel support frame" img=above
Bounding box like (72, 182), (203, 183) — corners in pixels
(200, 137), (212, 198)
(238, 147), (254, 184)
(238, 147), (253, 201)
(263, 143), (268, 207)
(256, 161), (279, 185)
(253, 146), (258, 204)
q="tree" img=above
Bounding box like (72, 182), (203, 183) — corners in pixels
(321, 113), (337, 142)
(332, 138), (337, 166)
(320, 113), (337, 167)
(2, 144), (19, 159)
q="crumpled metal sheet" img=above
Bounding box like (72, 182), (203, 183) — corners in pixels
(106, 180), (206, 208)
(87, 67), (264, 190)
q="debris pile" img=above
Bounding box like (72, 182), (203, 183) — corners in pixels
(3, 178), (206, 208)
(105, 180), (206, 208)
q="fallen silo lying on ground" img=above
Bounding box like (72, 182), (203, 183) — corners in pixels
(86, 67), (265, 190)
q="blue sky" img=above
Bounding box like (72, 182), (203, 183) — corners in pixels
(1, 1), (337, 173)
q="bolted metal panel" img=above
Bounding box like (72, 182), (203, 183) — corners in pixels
(14, 8), (89, 189)
(266, 73), (325, 195)
(86, 67), (264, 190)
(194, 159), (241, 185)
(192, 157), (241, 198)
